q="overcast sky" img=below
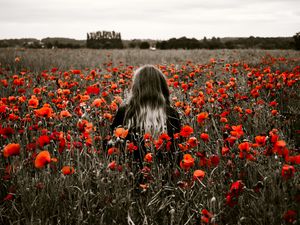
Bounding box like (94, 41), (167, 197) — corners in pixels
(0, 0), (299, 40)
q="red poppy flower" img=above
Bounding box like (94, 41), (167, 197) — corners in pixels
(35, 151), (51, 169)
(210, 155), (220, 167)
(255, 136), (266, 146)
(114, 127), (128, 139)
(238, 142), (250, 152)
(201, 209), (213, 224)
(28, 96), (39, 108)
(230, 125), (244, 138)
(193, 169), (205, 180)
(230, 180), (244, 194)
(159, 133), (171, 141)
(187, 137), (198, 148)
(180, 154), (195, 171)
(72, 70), (81, 74)
(221, 146), (229, 156)
(180, 125), (194, 137)
(0, 127), (15, 137)
(3, 143), (20, 158)
(281, 164), (295, 180)
(200, 133), (209, 142)
(144, 153), (153, 163)
(283, 210), (297, 224)
(61, 166), (75, 175)
(60, 110), (72, 118)
(197, 112), (209, 124)
(35, 105), (53, 118)
(108, 161), (116, 170)
(37, 135), (50, 147)
(144, 133), (152, 140)
(127, 142), (138, 153)
(107, 147), (118, 155)
(86, 86), (100, 95)
(91, 98), (106, 107)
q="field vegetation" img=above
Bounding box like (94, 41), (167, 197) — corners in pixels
(0, 48), (299, 225)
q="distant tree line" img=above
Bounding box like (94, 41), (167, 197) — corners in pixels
(42, 38), (85, 49)
(0, 32), (299, 50)
(0, 38), (85, 49)
(125, 39), (152, 49)
(155, 36), (296, 50)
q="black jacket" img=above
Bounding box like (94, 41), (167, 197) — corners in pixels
(110, 104), (181, 164)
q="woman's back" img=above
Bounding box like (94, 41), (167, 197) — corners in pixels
(111, 104), (181, 140)
(109, 65), (181, 166)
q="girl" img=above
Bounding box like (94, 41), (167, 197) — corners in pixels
(111, 65), (181, 165)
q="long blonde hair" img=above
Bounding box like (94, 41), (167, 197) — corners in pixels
(124, 65), (170, 137)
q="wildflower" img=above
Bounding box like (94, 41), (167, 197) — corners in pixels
(275, 140), (286, 149)
(197, 112), (209, 124)
(0, 126), (15, 137)
(285, 155), (300, 165)
(35, 105), (53, 118)
(238, 142), (250, 152)
(159, 133), (171, 141)
(103, 113), (112, 120)
(210, 155), (220, 167)
(180, 125), (194, 137)
(127, 142), (138, 153)
(193, 169), (205, 180)
(143, 133), (152, 141)
(114, 127), (128, 139)
(37, 135), (50, 148)
(221, 146), (229, 156)
(230, 180), (244, 194)
(200, 133), (209, 142)
(61, 166), (75, 175)
(180, 154), (195, 171)
(91, 98), (106, 107)
(28, 96), (39, 108)
(255, 135), (266, 146)
(271, 109), (278, 116)
(35, 151), (51, 169)
(71, 69), (81, 74)
(226, 180), (244, 207)
(281, 164), (295, 180)
(86, 86), (100, 95)
(107, 147), (118, 155)
(3, 143), (20, 158)
(108, 161), (116, 170)
(220, 117), (228, 123)
(245, 108), (252, 114)
(273, 140), (287, 155)
(269, 129), (279, 143)
(230, 125), (244, 138)
(60, 110), (72, 118)
(144, 153), (153, 163)
(187, 137), (198, 148)
(3, 193), (14, 201)
(201, 209), (213, 224)
(283, 210), (297, 224)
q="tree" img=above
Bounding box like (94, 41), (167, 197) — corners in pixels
(139, 41), (150, 49)
(86, 31), (123, 49)
(293, 32), (300, 50)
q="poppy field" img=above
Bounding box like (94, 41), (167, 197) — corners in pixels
(0, 48), (300, 225)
